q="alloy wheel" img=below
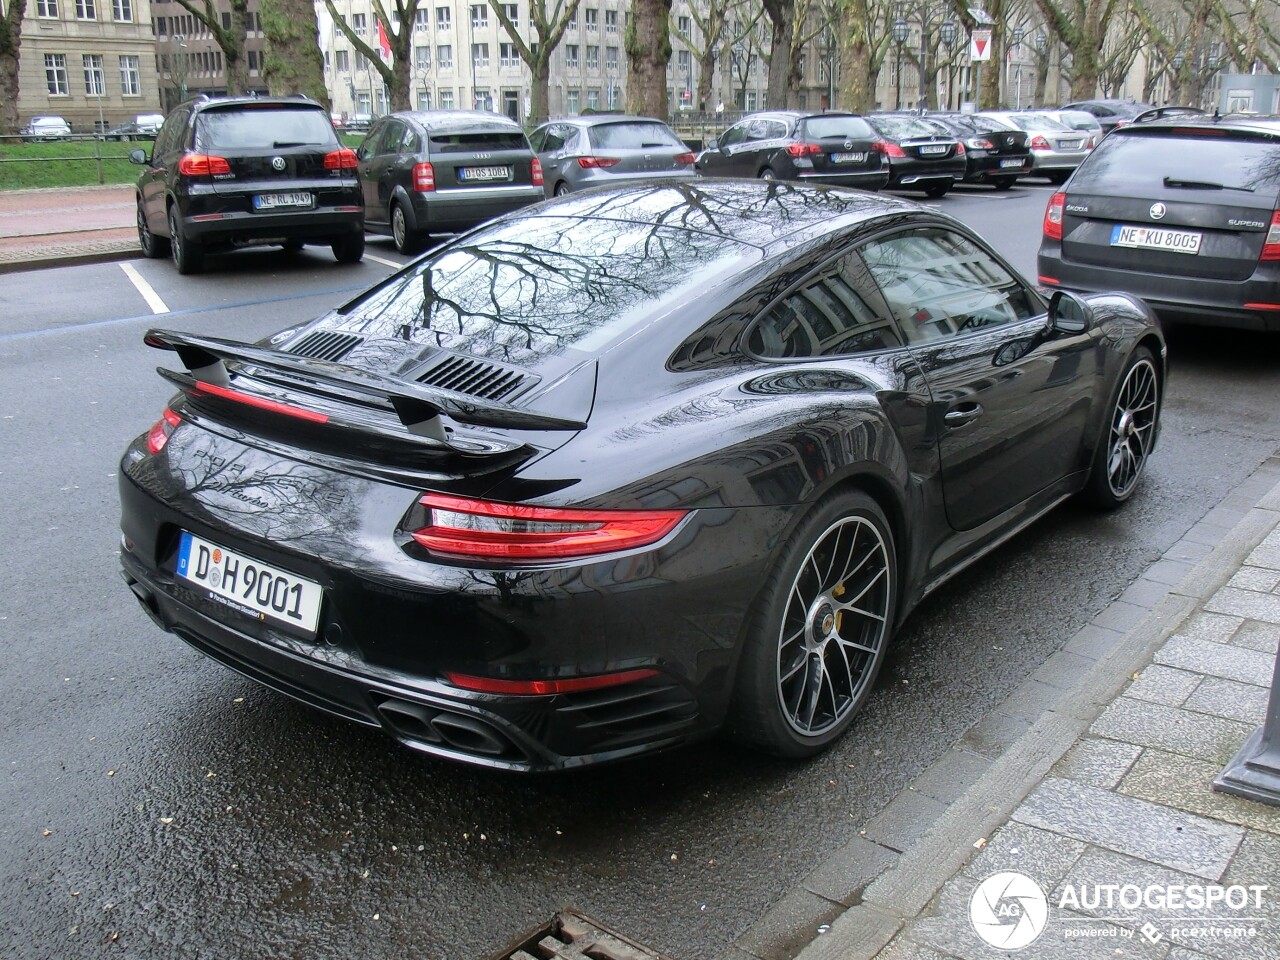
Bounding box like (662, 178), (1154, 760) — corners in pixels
(775, 515), (892, 736)
(1105, 358), (1158, 498)
(392, 205), (407, 250)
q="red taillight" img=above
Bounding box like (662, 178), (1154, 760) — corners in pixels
(873, 140), (906, 158)
(531, 156), (544, 185)
(966, 138), (994, 150)
(193, 381), (330, 423)
(410, 493), (687, 560)
(1043, 190), (1066, 241)
(323, 148), (358, 170)
(1260, 211), (1280, 261)
(955, 142), (965, 156)
(784, 143), (822, 158)
(146, 407), (181, 455)
(673, 152), (696, 165)
(444, 668), (660, 696)
(177, 153), (232, 177)
(1086, 136), (1097, 150)
(577, 156), (621, 168)
(1030, 135), (1051, 151)
(413, 161), (435, 192)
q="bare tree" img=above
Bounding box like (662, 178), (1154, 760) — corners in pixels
(670, 0), (751, 109)
(627, 0), (673, 119)
(321, 0), (427, 111)
(762, 0), (801, 107)
(836, 0), (894, 112)
(0, 0), (27, 135)
(261, 0), (329, 105)
(170, 0), (250, 94)
(1096, 6), (1144, 96)
(1031, 0), (1124, 99)
(490, 0), (583, 124)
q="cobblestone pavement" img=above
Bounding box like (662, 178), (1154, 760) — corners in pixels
(0, 184), (136, 271)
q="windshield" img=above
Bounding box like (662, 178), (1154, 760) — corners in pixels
(339, 215), (758, 363)
(1000, 113), (1071, 132)
(587, 122), (684, 149)
(195, 106), (336, 150)
(1071, 131), (1280, 196)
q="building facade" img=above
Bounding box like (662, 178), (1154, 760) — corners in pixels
(13, 0), (162, 131)
(149, 0), (267, 111)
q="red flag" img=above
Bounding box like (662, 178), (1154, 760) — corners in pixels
(377, 19), (392, 60)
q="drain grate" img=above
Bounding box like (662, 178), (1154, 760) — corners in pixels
(491, 910), (667, 960)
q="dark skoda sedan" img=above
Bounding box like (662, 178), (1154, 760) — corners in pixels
(119, 181), (1164, 771)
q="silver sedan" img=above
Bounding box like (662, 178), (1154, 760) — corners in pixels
(529, 115), (698, 197)
(983, 111), (1092, 184)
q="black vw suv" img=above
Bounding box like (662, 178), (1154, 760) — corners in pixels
(131, 95), (365, 273)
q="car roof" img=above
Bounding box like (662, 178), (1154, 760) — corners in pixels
(1111, 113), (1280, 138)
(395, 109), (523, 132)
(552, 114), (675, 127)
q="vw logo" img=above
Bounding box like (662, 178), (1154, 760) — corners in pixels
(843, 139), (854, 151)
(1150, 202), (1166, 220)
(271, 156), (286, 171)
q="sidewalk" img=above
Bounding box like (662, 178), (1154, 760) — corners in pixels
(0, 183), (137, 273)
(737, 456), (1280, 960)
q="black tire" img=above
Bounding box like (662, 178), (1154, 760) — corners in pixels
(168, 205), (203, 275)
(332, 232), (365, 264)
(138, 198), (169, 259)
(1085, 346), (1160, 510)
(553, 181), (571, 197)
(759, 167), (776, 181)
(993, 176), (1017, 191)
(729, 490), (897, 758)
(923, 180), (951, 199)
(390, 202), (420, 254)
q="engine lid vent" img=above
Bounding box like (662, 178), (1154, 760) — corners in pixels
(286, 330), (364, 362)
(416, 354), (536, 402)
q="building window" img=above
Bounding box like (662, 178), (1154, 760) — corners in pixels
(352, 12), (366, 35)
(247, 49), (259, 71)
(677, 14), (689, 34)
(76, 0), (95, 19)
(564, 43), (578, 68)
(499, 42), (518, 68)
(605, 45), (617, 70)
(746, 91), (758, 110)
(439, 89), (454, 109)
(584, 7), (597, 30)
(568, 8), (577, 30)
(417, 90), (431, 110)
(605, 9), (617, 32)
(677, 49), (690, 70)
(82, 54), (105, 94)
(566, 88), (580, 113)
(112, 0), (132, 20)
(470, 4), (486, 28)
(415, 9), (429, 31)
(501, 3), (517, 26)
(415, 45), (431, 69)
(119, 54), (140, 94)
(472, 43), (489, 68)
(437, 44), (452, 68)
(44, 54), (68, 95)
(436, 6), (450, 29)
(356, 92), (371, 114)
(587, 87), (599, 110)
(586, 44), (598, 69)
(335, 49), (350, 71)
(37, 0), (58, 17)
(607, 80), (618, 109)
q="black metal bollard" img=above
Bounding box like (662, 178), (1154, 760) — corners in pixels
(1214, 642), (1280, 806)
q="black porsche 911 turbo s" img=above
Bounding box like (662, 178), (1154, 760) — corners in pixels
(118, 181), (1165, 771)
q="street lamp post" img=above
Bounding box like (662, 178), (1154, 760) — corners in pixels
(1034, 31), (1046, 107)
(940, 19), (956, 110)
(1011, 25), (1025, 109)
(892, 11), (910, 110)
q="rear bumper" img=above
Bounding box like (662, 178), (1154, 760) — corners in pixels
(796, 169), (891, 190)
(963, 155), (1031, 180)
(408, 184), (544, 233)
(887, 158), (966, 187)
(182, 184), (363, 245)
(1039, 242), (1280, 331)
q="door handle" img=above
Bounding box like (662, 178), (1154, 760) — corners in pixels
(944, 403), (984, 427)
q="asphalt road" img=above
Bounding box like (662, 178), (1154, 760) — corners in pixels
(2, 183), (1278, 960)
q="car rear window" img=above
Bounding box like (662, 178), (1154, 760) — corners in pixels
(871, 116), (943, 139)
(428, 131), (527, 153)
(801, 116), (874, 139)
(1071, 130), (1280, 194)
(340, 214), (758, 361)
(194, 106), (336, 150)
(587, 122), (684, 149)
(1000, 113), (1070, 132)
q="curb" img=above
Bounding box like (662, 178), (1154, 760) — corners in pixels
(0, 242), (138, 274)
(714, 454), (1280, 960)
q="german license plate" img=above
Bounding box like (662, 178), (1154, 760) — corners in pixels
(831, 152), (866, 163)
(919, 144), (949, 155)
(176, 531), (323, 635)
(999, 158), (1024, 168)
(1058, 140), (1083, 150)
(459, 165), (509, 182)
(253, 192), (313, 210)
(1110, 224), (1203, 255)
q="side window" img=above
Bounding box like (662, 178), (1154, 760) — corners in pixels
(860, 228), (1036, 345)
(747, 253), (901, 358)
(155, 110), (186, 158)
(400, 125), (420, 153)
(744, 118), (771, 142)
(718, 123), (747, 148)
(356, 121), (385, 160)
(377, 120), (405, 156)
(766, 120), (788, 140)
(527, 127), (547, 151)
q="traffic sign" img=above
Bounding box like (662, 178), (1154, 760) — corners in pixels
(970, 28), (993, 61)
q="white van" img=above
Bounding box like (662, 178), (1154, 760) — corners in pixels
(21, 116), (72, 140)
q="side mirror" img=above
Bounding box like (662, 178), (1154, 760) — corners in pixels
(706, 138), (719, 151)
(1048, 289), (1093, 334)
(128, 147), (147, 165)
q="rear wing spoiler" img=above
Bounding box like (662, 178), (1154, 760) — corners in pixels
(144, 328), (587, 441)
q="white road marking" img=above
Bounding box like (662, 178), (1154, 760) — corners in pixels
(364, 253), (403, 269)
(119, 262), (170, 315)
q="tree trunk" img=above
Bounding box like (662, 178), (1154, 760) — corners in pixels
(837, 38), (875, 113)
(224, 0), (250, 93)
(626, 0), (673, 121)
(260, 0), (329, 106)
(762, 0), (798, 108)
(697, 49), (716, 109)
(529, 56), (550, 125)
(0, 0), (26, 136)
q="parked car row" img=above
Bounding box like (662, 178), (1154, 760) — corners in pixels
(17, 113), (164, 141)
